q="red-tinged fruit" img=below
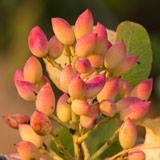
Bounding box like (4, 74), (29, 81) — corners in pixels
(23, 56), (43, 84)
(75, 33), (97, 57)
(36, 82), (55, 115)
(93, 22), (108, 54)
(119, 78), (133, 98)
(69, 76), (86, 99)
(56, 94), (71, 122)
(85, 73), (106, 99)
(128, 142), (146, 160)
(130, 78), (153, 101)
(104, 40), (126, 71)
(120, 101), (151, 121)
(80, 103), (99, 129)
(8, 153), (21, 159)
(71, 99), (90, 116)
(74, 9), (93, 39)
(28, 26), (48, 57)
(87, 54), (104, 68)
(119, 118), (137, 149)
(15, 80), (38, 101)
(14, 69), (24, 85)
(31, 110), (52, 136)
(3, 114), (30, 129)
(75, 58), (92, 73)
(52, 18), (75, 45)
(36, 75), (50, 89)
(97, 77), (119, 102)
(99, 100), (117, 117)
(60, 65), (77, 93)
(106, 40), (112, 50)
(48, 35), (64, 59)
(116, 97), (143, 112)
(19, 124), (43, 148)
(112, 55), (138, 77)
(15, 141), (40, 160)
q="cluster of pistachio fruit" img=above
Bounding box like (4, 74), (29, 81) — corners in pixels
(3, 9), (153, 160)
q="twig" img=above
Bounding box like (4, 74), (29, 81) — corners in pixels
(44, 56), (63, 71)
(39, 148), (63, 160)
(78, 117), (113, 144)
(72, 112), (84, 160)
(82, 141), (90, 160)
(50, 130), (74, 160)
(49, 114), (71, 131)
(89, 128), (119, 160)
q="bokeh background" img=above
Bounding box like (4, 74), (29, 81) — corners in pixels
(1, 0), (160, 155)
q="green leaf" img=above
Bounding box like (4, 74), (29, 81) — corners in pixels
(50, 128), (74, 159)
(50, 119), (122, 160)
(116, 21), (152, 87)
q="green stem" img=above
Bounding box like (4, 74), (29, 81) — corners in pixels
(82, 141), (90, 160)
(39, 148), (63, 160)
(50, 131), (74, 160)
(49, 114), (71, 131)
(78, 117), (113, 144)
(44, 56), (63, 71)
(89, 129), (119, 160)
(72, 112), (84, 160)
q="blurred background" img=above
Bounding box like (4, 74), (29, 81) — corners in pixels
(0, 0), (160, 155)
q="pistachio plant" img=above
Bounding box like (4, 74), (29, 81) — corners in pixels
(3, 9), (158, 160)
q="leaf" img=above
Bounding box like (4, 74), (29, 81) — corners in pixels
(43, 54), (67, 91)
(107, 29), (116, 44)
(50, 119), (121, 160)
(50, 128), (74, 159)
(116, 21), (152, 87)
(139, 117), (160, 160)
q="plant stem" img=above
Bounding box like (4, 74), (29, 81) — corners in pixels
(78, 117), (113, 144)
(39, 148), (63, 160)
(69, 46), (75, 56)
(89, 128), (119, 160)
(44, 56), (63, 71)
(49, 114), (71, 131)
(50, 130), (74, 160)
(72, 112), (84, 160)
(82, 141), (90, 160)
(68, 56), (71, 65)
(109, 146), (160, 160)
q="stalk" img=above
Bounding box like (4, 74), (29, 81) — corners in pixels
(72, 111), (84, 160)
(50, 130), (74, 160)
(89, 128), (119, 160)
(44, 56), (63, 71)
(78, 117), (113, 144)
(39, 148), (63, 160)
(49, 114), (71, 131)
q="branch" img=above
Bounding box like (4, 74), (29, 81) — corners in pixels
(72, 112), (84, 160)
(89, 128), (119, 160)
(82, 141), (90, 160)
(44, 56), (63, 71)
(50, 130), (74, 160)
(49, 114), (71, 131)
(78, 117), (113, 144)
(39, 148), (63, 160)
